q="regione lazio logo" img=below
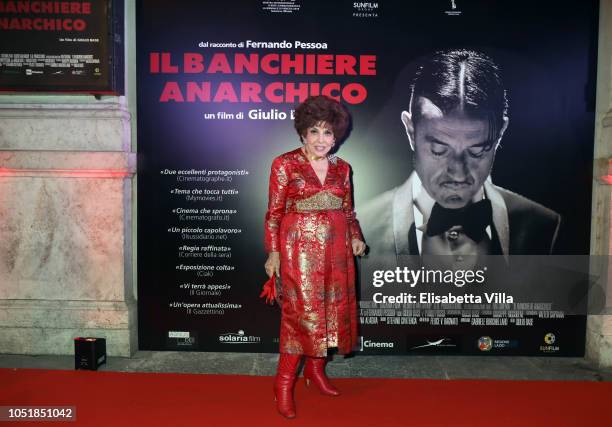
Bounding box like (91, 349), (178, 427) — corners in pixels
(478, 336), (493, 351)
(219, 330), (261, 344)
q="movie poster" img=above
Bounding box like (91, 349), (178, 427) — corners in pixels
(0, 0), (117, 92)
(136, 0), (598, 355)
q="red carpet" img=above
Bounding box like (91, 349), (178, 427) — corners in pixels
(1, 368), (611, 426)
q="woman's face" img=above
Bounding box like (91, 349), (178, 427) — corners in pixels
(302, 122), (335, 157)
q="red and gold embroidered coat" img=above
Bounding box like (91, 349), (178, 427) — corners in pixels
(264, 148), (363, 357)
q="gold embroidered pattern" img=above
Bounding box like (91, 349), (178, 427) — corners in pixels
(294, 191), (343, 212)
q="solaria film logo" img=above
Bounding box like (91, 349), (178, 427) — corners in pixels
(219, 330), (261, 344)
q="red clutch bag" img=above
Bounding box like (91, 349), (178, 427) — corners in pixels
(260, 275), (282, 306)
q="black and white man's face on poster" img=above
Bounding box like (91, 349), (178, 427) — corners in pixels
(402, 100), (507, 209)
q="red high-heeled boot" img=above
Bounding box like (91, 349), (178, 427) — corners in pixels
(303, 356), (340, 396)
(273, 353), (302, 418)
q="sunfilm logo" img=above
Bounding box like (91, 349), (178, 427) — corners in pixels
(544, 333), (556, 345)
(445, 0), (462, 16)
(540, 332), (559, 353)
(219, 330), (261, 344)
(358, 336), (394, 351)
(353, 2), (379, 18)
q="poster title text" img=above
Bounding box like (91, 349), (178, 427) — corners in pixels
(150, 52), (378, 105)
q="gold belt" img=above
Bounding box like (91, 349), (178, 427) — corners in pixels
(294, 191), (343, 212)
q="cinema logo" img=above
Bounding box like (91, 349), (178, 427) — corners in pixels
(539, 332), (559, 353)
(445, 0), (462, 16)
(358, 336), (394, 351)
(219, 330), (261, 344)
(352, 2), (379, 18)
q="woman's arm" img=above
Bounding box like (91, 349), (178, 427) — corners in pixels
(264, 157), (289, 254)
(342, 163), (366, 256)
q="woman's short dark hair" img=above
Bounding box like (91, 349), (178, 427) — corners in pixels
(294, 95), (350, 142)
(410, 49), (508, 137)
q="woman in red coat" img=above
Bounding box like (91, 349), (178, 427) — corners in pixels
(264, 95), (366, 418)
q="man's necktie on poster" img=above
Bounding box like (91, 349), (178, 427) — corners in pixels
(426, 199), (493, 242)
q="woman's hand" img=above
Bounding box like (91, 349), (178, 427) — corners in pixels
(265, 252), (280, 278)
(352, 239), (366, 256)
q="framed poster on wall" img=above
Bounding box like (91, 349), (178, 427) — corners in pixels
(0, 0), (123, 93)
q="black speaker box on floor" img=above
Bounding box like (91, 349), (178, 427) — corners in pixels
(74, 337), (106, 370)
